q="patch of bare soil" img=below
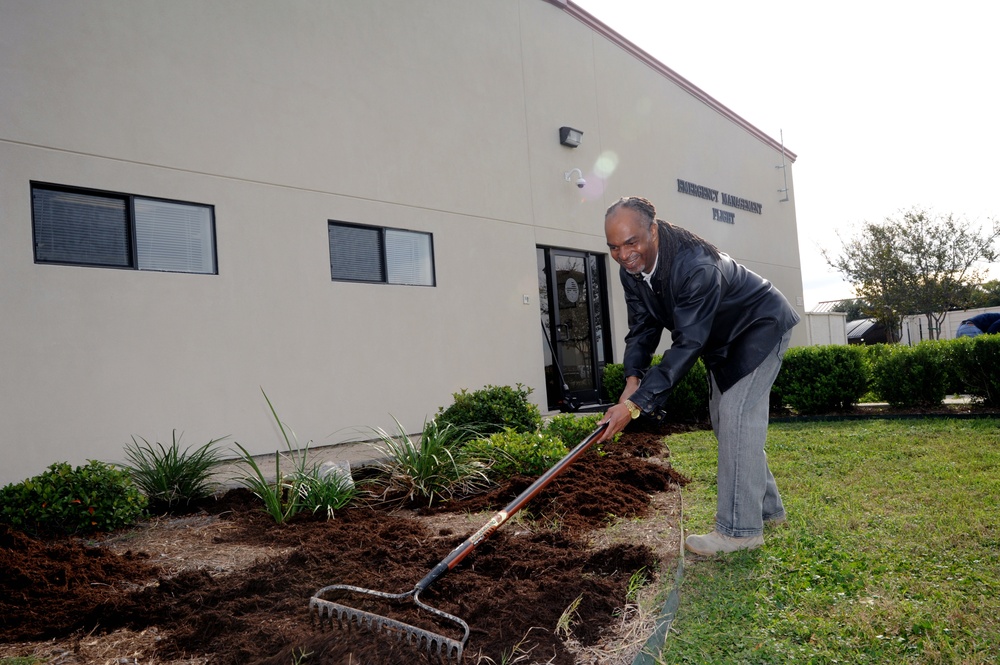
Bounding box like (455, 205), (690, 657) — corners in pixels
(0, 430), (691, 665)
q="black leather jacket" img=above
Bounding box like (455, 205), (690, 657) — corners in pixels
(621, 221), (800, 416)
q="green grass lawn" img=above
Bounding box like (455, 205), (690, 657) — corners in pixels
(657, 418), (1000, 664)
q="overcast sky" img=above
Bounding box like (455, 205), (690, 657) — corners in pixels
(573, 0), (999, 309)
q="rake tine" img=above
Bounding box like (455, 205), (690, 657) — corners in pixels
(310, 584), (468, 662)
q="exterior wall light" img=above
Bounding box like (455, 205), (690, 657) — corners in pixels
(559, 126), (583, 147)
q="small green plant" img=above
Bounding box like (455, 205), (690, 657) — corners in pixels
(490, 631), (540, 665)
(295, 463), (359, 520)
(624, 566), (648, 603)
(0, 460), (147, 535)
(290, 647), (313, 664)
(555, 593), (584, 638)
(370, 417), (488, 506)
(465, 428), (568, 478)
(543, 412), (599, 444)
(435, 384), (541, 439)
(122, 430), (227, 513)
(232, 390), (321, 524)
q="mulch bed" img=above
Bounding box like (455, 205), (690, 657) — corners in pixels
(0, 430), (690, 665)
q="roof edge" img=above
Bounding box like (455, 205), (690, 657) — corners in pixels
(558, 1), (797, 162)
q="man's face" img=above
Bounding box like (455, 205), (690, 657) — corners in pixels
(605, 208), (658, 275)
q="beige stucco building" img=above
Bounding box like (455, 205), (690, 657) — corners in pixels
(0, 0), (805, 485)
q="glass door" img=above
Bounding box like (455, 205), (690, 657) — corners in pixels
(537, 247), (611, 411)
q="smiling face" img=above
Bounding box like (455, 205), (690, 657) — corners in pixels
(605, 207), (658, 275)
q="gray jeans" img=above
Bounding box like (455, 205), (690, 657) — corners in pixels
(708, 331), (791, 538)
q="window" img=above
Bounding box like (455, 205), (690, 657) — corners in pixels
(329, 221), (435, 286)
(31, 183), (217, 274)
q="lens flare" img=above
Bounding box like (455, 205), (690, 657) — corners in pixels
(594, 151), (619, 179)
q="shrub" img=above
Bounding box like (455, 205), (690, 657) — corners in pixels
(466, 428), (569, 478)
(948, 335), (1000, 406)
(0, 460), (147, 535)
(601, 362), (625, 403)
(869, 341), (948, 408)
(542, 413), (608, 447)
(435, 384), (541, 438)
(772, 345), (868, 414)
(370, 417), (488, 506)
(667, 358), (709, 422)
(122, 430), (227, 513)
(601, 356), (709, 422)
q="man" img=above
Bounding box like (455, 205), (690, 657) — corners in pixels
(956, 312), (1000, 338)
(598, 196), (800, 556)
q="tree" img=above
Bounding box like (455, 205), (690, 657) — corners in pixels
(830, 298), (866, 322)
(898, 209), (999, 338)
(968, 279), (1000, 308)
(823, 221), (911, 342)
(823, 208), (1000, 342)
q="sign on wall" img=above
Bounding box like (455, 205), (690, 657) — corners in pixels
(675, 178), (763, 225)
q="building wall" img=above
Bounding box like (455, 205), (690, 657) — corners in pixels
(901, 307), (998, 344)
(804, 312), (848, 346)
(0, 0), (806, 484)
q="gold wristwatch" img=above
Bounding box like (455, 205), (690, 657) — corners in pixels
(624, 399), (641, 420)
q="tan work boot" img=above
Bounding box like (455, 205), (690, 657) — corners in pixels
(685, 530), (764, 555)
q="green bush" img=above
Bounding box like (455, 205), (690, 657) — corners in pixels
(122, 430), (227, 513)
(869, 341), (949, 408)
(466, 428), (569, 478)
(542, 413), (607, 446)
(0, 461), (147, 535)
(435, 384), (541, 438)
(948, 335), (1000, 406)
(936, 339), (970, 396)
(602, 356), (709, 422)
(772, 345), (869, 414)
(601, 362), (625, 403)
(667, 358), (709, 422)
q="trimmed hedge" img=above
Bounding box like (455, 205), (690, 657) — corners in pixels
(868, 341), (949, 408)
(947, 334), (1000, 406)
(435, 383), (542, 438)
(772, 345), (869, 414)
(600, 335), (1000, 416)
(601, 356), (709, 423)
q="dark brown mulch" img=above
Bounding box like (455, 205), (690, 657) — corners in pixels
(0, 431), (689, 665)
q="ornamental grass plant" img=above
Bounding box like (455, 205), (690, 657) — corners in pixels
(233, 390), (358, 524)
(369, 416), (488, 506)
(122, 430), (227, 513)
(659, 418), (1000, 664)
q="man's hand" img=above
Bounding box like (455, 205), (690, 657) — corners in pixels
(599, 375), (643, 442)
(598, 403), (632, 442)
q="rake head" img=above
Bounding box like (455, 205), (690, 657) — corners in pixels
(310, 583), (470, 663)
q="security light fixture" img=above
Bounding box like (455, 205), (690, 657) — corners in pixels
(559, 126), (583, 148)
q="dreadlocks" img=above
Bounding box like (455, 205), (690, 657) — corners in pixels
(605, 196), (720, 261)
